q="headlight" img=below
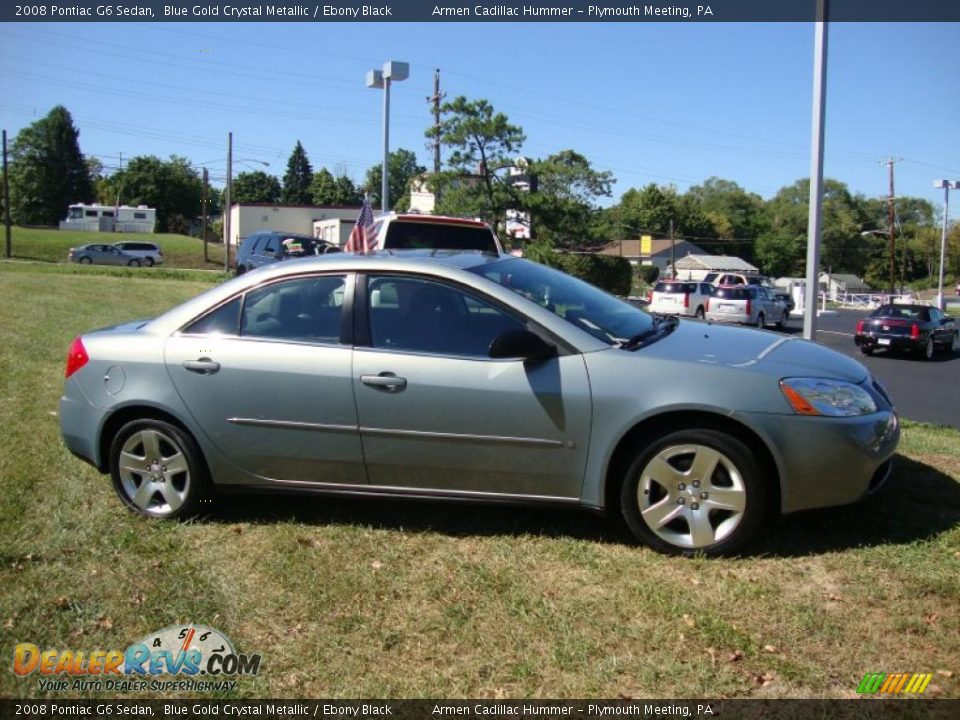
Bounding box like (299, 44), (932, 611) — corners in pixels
(779, 378), (877, 417)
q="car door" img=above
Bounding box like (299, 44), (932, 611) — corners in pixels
(352, 274), (592, 499)
(164, 273), (365, 485)
(256, 234), (280, 268)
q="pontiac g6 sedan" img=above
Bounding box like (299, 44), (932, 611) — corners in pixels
(60, 252), (899, 555)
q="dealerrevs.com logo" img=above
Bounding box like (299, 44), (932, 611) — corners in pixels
(13, 625), (261, 693)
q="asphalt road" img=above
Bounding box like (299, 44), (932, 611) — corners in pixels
(785, 309), (958, 428)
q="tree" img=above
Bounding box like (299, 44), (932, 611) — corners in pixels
(612, 183), (713, 240)
(524, 150), (615, 249)
(281, 140), (313, 204)
(231, 171), (281, 204)
(97, 155), (202, 233)
(364, 149), (426, 211)
(8, 105), (94, 225)
(427, 96), (525, 226)
(310, 168), (361, 206)
(686, 177), (769, 261)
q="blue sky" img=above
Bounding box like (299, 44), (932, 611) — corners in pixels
(2, 21), (958, 212)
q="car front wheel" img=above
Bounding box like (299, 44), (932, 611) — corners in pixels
(109, 419), (210, 519)
(620, 429), (768, 556)
(128, 259), (141, 267)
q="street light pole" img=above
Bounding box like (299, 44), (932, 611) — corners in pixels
(934, 179), (959, 311)
(366, 61), (409, 214)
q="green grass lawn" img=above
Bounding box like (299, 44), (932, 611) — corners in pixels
(5, 226), (229, 270)
(0, 265), (957, 700)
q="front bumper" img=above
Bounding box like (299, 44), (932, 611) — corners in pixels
(743, 409), (900, 514)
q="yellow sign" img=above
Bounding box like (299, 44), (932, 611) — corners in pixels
(640, 235), (652, 255)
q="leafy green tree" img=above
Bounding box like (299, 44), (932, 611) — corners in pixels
(310, 168), (361, 206)
(686, 177), (769, 261)
(8, 105), (94, 225)
(427, 96), (526, 226)
(97, 155), (202, 233)
(364, 149), (426, 211)
(281, 140), (313, 204)
(612, 183), (713, 240)
(524, 150), (615, 249)
(231, 171), (281, 204)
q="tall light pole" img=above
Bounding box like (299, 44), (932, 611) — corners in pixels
(934, 180), (959, 311)
(366, 61), (409, 214)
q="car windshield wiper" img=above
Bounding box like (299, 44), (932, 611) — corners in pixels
(620, 314), (679, 350)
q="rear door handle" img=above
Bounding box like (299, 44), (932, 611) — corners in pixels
(183, 358), (221, 375)
(360, 373), (407, 393)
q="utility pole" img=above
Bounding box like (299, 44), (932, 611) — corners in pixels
(224, 132), (232, 273)
(428, 68), (444, 175)
(669, 218), (675, 279)
(114, 151), (123, 231)
(886, 157), (898, 294)
(3, 130), (11, 259)
(201, 167), (209, 263)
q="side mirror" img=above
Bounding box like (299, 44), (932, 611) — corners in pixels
(489, 329), (556, 363)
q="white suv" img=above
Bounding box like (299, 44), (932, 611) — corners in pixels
(649, 280), (714, 319)
(372, 214), (503, 254)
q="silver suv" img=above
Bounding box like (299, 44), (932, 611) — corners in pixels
(113, 241), (163, 266)
(706, 285), (788, 329)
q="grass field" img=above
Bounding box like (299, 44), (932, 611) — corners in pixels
(0, 264), (957, 700)
(5, 226), (228, 270)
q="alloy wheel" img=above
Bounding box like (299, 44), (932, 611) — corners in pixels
(117, 428), (191, 517)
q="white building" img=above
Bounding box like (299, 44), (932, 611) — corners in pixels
(60, 203), (157, 233)
(672, 254), (760, 281)
(226, 203), (361, 248)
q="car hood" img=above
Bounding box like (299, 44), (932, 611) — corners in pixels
(635, 320), (869, 383)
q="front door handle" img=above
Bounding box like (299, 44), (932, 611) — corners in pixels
(183, 358), (221, 375)
(360, 373), (407, 393)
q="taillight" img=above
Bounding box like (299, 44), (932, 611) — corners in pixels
(647, 291), (653, 302)
(684, 293), (690, 308)
(910, 323), (920, 339)
(705, 297), (710, 311)
(856, 320), (865, 334)
(65, 337), (89, 378)
(745, 299), (752, 317)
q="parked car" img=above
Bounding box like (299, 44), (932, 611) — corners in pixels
(373, 213), (503, 254)
(703, 272), (770, 288)
(236, 232), (340, 275)
(854, 304), (958, 360)
(113, 241), (164, 267)
(68, 244), (144, 267)
(60, 251), (898, 556)
(649, 281), (714, 319)
(774, 291), (796, 315)
(706, 285), (789, 329)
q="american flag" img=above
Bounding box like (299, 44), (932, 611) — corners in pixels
(345, 196), (376, 253)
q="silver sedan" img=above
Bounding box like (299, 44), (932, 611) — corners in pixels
(59, 252), (899, 555)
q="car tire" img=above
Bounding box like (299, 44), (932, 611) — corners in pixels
(776, 311), (786, 330)
(236, 265), (247, 276)
(620, 429), (768, 556)
(128, 259), (141, 267)
(79, 257), (92, 265)
(109, 419), (211, 519)
(953, 331), (960, 355)
(860, 345), (873, 356)
(144, 257), (155, 267)
(756, 313), (765, 328)
(695, 306), (705, 319)
(918, 336), (934, 361)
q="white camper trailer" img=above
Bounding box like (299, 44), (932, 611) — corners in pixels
(60, 204), (157, 234)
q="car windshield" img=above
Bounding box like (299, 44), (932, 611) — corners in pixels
(468, 258), (654, 346)
(386, 221), (498, 253)
(654, 282), (697, 294)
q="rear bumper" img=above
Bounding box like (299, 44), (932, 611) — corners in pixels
(855, 334), (920, 352)
(60, 392), (106, 471)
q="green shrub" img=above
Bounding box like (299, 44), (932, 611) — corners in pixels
(638, 264), (660, 284)
(525, 244), (632, 296)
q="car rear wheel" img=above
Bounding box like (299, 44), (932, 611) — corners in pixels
(919, 336), (934, 361)
(756, 313), (765, 328)
(128, 259), (141, 267)
(620, 429), (768, 556)
(860, 345), (873, 356)
(144, 257), (155, 267)
(695, 306), (705, 319)
(109, 419), (210, 519)
(79, 257), (92, 265)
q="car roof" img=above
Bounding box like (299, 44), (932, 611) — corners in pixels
(386, 214), (488, 228)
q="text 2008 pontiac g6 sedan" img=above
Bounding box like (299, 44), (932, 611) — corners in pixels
(60, 251), (899, 555)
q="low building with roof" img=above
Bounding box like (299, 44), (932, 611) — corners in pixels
(672, 254), (760, 280)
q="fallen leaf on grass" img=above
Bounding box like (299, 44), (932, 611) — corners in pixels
(682, 614), (695, 627)
(753, 671), (777, 688)
(97, 617), (113, 630)
(130, 592), (146, 607)
(937, 670), (953, 678)
(822, 592), (843, 602)
(55, 596), (70, 609)
(762, 645), (778, 654)
(704, 647), (717, 666)
(371, 561), (383, 570)
(296, 537), (323, 549)
(727, 650), (744, 663)
(3, 618), (13, 629)
(231, 525), (244, 535)
(923, 613), (940, 626)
